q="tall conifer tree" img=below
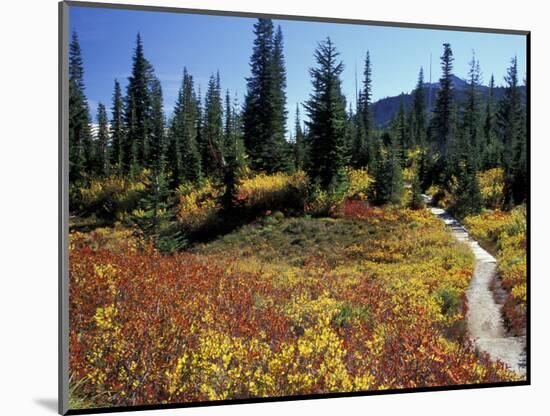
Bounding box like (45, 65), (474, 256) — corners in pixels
(511, 93), (527, 205)
(109, 79), (124, 171)
(68, 31), (93, 180)
(372, 132), (403, 205)
(463, 52), (482, 167)
(169, 69), (201, 184)
(220, 90), (242, 212)
(352, 52), (374, 168)
(412, 67), (427, 146)
(95, 103), (109, 176)
(293, 104), (305, 171)
(229, 93), (246, 169)
(271, 25), (290, 171)
(363, 51), (375, 168)
(243, 19), (274, 171)
(431, 43), (455, 168)
(304, 38), (348, 189)
(195, 86), (204, 175)
(497, 57), (521, 165)
(482, 75), (500, 168)
(182, 72), (201, 181)
(394, 98), (408, 165)
(202, 72), (224, 176)
(148, 78), (165, 173)
(344, 103), (356, 163)
(165, 109), (181, 188)
(224, 89), (233, 156)
(243, 19), (289, 172)
(124, 33), (153, 174)
(351, 90), (367, 167)
(452, 151), (482, 218)
(497, 56), (523, 207)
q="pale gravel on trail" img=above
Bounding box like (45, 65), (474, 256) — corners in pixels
(426, 202), (526, 376)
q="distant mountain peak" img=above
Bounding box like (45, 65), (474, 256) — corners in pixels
(371, 75), (524, 128)
(423, 74), (469, 91)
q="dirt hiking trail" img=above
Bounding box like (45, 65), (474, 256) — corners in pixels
(425, 198), (526, 376)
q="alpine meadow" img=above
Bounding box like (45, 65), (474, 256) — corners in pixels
(66, 5), (528, 411)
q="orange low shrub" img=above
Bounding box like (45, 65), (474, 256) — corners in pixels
(69, 206), (519, 409)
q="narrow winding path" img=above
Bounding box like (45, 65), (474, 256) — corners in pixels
(425, 198), (526, 376)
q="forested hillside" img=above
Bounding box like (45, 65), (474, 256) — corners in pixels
(371, 74), (526, 127)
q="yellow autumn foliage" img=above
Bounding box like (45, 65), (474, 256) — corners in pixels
(464, 206), (526, 335)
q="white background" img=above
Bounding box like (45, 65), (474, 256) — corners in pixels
(0, 0), (547, 415)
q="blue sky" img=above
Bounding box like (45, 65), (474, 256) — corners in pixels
(69, 5), (527, 135)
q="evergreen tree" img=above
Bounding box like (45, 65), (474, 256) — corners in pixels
(417, 146), (429, 189)
(95, 102), (109, 176)
(351, 90), (367, 167)
(463, 52), (482, 168)
(394, 98), (408, 165)
(409, 172), (425, 210)
(221, 152), (238, 212)
(362, 51), (374, 167)
(69, 31), (85, 91)
(109, 79), (124, 171)
(482, 75), (500, 168)
(350, 52), (374, 169)
(220, 92), (245, 212)
(195, 86), (205, 174)
(497, 56), (523, 207)
(224, 89), (234, 156)
(130, 171), (186, 254)
(148, 78), (165, 174)
(127, 96), (140, 177)
(243, 19), (289, 172)
(452, 153), (482, 218)
(293, 104), (305, 171)
(165, 83), (183, 187)
(169, 69), (201, 185)
(271, 25), (291, 171)
(165, 113), (180, 188)
(389, 139), (404, 205)
(372, 132), (403, 205)
(202, 72), (224, 176)
(497, 57), (521, 166)
(243, 18), (274, 171)
(411, 67), (427, 146)
(231, 92), (247, 169)
(511, 94), (527, 205)
(343, 103), (356, 163)
(124, 33), (153, 174)
(220, 95), (239, 213)
(68, 31), (93, 180)
(446, 53), (484, 215)
(304, 38), (348, 189)
(430, 43), (455, 171)
(129, 74), (190, 250)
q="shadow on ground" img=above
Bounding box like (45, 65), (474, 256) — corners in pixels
(34, 398), (57, 413)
